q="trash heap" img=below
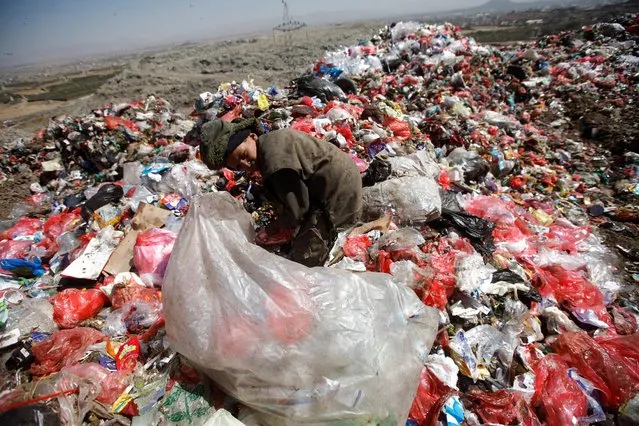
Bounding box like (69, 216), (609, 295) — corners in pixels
(1, 13), (639, 426)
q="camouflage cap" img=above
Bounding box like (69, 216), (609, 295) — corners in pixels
(199, 118), (257, 170)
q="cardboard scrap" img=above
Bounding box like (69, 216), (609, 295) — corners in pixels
(103, 203), (171, 275)
(62, 226), (123, 280)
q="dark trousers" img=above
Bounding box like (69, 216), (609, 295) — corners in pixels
(290, 210), (335, 268)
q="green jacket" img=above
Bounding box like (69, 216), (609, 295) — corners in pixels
(258, 129), (362, 230)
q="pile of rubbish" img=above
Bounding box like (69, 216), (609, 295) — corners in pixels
(1, 13), (639, 426)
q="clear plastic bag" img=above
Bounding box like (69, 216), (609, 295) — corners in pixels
(387, 150), (440, 179)
(163, 192), (439, 426)
(362, 177), (441, 223)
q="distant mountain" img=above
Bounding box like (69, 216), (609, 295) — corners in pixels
(445, 0), (625, 15)
(457, 0), (565, 14)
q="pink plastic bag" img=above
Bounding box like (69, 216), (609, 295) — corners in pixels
(542, 225), (590, 254)
(463, 196), (517, 225)
(60, 363), (130, 404)
(134, 228), (177, 287)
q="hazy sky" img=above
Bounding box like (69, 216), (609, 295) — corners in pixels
(0, 0), (535, 68)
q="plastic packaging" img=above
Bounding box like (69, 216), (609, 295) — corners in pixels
(445, 148), (490, 183)
(133, 228), (177, 287)
(30, 327), (106, 377)
(163, 192), (439, 426)
(362, 176), (441, 223)
(51, 288), (108, 329)
(204, 409), (248, 426)
(462, 325), (517, 367)
(0, 240), (32, 274)
(103, 301), (163, 337)
(438, 210), (496, 255)
(4, 297), (57, 334)
(455, 253), (495, 293)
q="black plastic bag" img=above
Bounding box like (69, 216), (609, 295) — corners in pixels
(433, 209), (496, 256)
(362, 158), (392, 187)
(293, 76), (347, 102)
(81, 184), (124, 221)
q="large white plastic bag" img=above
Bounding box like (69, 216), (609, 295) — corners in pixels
(387, 150), (440, 179)
(361, 176), (441, 223)
(163, 193), (438, 426)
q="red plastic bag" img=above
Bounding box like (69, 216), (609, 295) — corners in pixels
(31, 328), (106, 377)
(408, 367), (455, 426)
(377, 250), (393, 274)
(60, 363), (130, 404)
(104, 115), (139, 132)
(383, 118), (411, 141)
(467, 389), (541, 426)
(334, 122), (355, 147)
(111, 284), (162, 310)
(0, 217), (43, 240)
(343, 234), (372, 262)
(552, 332), (639, 408)
(534, 266), (612, 327)
(43, 212), (81, 240)
(220, 105), (243, 123)
(533, 354), (588, 426)
(134, 228), (177, 287)
(255, 226), (294, 246)
(290, 117), (316, 135)
(51, 288), (108, 329)
(421, 251), (456, 310)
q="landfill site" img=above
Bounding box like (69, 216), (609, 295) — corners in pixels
(1, 1), (639, 425)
